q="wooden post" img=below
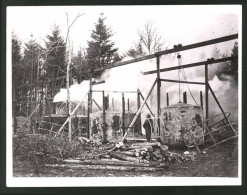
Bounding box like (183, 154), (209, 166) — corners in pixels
(107, 94), (109, 110)
(127, 98), (130, 111)
(29, 86), (33, 134)
(156, 56), (161, 136)
(112, 98), (114, 111)
(200, 91), (203, 109)
(183, 91), (187, 104)
(122, 93), (125, 135)
(87, 92), (90, 139)
(87, 75), (92, 139)
(137, 89), (142, 135)
(166, 93), (169, 106)
(205, 64), (209, 125)
(102, 91), (107, 143)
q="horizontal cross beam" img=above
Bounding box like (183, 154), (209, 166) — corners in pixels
(92, 90), (137, 93)
(80, 34), (238, 75)
(143, 56), (236, 75)
(160, 79), (205, 85)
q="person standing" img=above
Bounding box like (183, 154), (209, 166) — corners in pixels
(143, 114), (153, 142)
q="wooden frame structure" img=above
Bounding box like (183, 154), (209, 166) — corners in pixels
(13, 34), (238, 146)
(80, 33), (238, 141)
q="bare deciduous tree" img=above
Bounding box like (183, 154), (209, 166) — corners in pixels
(137, 21), (165, 54)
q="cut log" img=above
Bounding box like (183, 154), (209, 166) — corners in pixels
(127, 145), (153, 151)
(140, 151), (147, 156)
(118, 151), (140, 157)
(159, 145), (169, 152)
(45, 164), (166, 172)
(63, 159), (153, 167)
(131, 142), (161, 147)
(109, 152), (140, 163)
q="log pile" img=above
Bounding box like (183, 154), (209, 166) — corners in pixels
(46, 138), (197, 172)
(109, 142), (192, 164)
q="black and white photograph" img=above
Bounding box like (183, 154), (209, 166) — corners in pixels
(6, 5), (242, 187)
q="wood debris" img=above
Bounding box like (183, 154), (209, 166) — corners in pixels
(45, 138), (198, 172)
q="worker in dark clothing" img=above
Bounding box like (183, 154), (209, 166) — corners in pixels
(143, 114), (153, 142)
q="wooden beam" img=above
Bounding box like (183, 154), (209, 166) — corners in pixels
(139, 92), (155, 117)
(15, 34), (237, 91)
(112, 98), (114, 111)
(92, 90), (137, 93)
(155, 34), (238, 56)
(183, 91), (187, 104)
(102, 91), (107, 143)
(200, 91), (203, 109)
(205, 64), (209, 124)
(144, 56), (236, 75)
(122, 93), (125, 135)
(137, 89), (142, 135)
(166, 93), (169, 106)
(160, 79), (205, 85)
(80, 34), (237, 75)
(16, 77), (105, 90)
(156, 56), (161, 136)
(92, 99), (102, 110)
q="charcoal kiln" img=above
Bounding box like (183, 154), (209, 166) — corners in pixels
(160, 102), (204, 146)
(90, 111), (140, 142)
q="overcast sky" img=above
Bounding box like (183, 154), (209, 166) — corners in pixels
(8, 5), (241, 55)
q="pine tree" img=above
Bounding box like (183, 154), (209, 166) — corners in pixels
(228, 41), (238, 83)
(86, 14), (120, 76)
(12, 32), (22, 66)
(22, 36), (43, 84)
(126, 39), (146, 58)
(72, 48), (89, 80)
(12, 32), (23, 87)
(44, 24), (66, 79)
(209, 46), (228, 80)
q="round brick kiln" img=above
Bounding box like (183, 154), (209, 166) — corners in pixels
(160, 102), (204, 146)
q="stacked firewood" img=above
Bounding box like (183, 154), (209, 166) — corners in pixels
(107, 142), (191, 164)
(75, 139), (196, 164)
